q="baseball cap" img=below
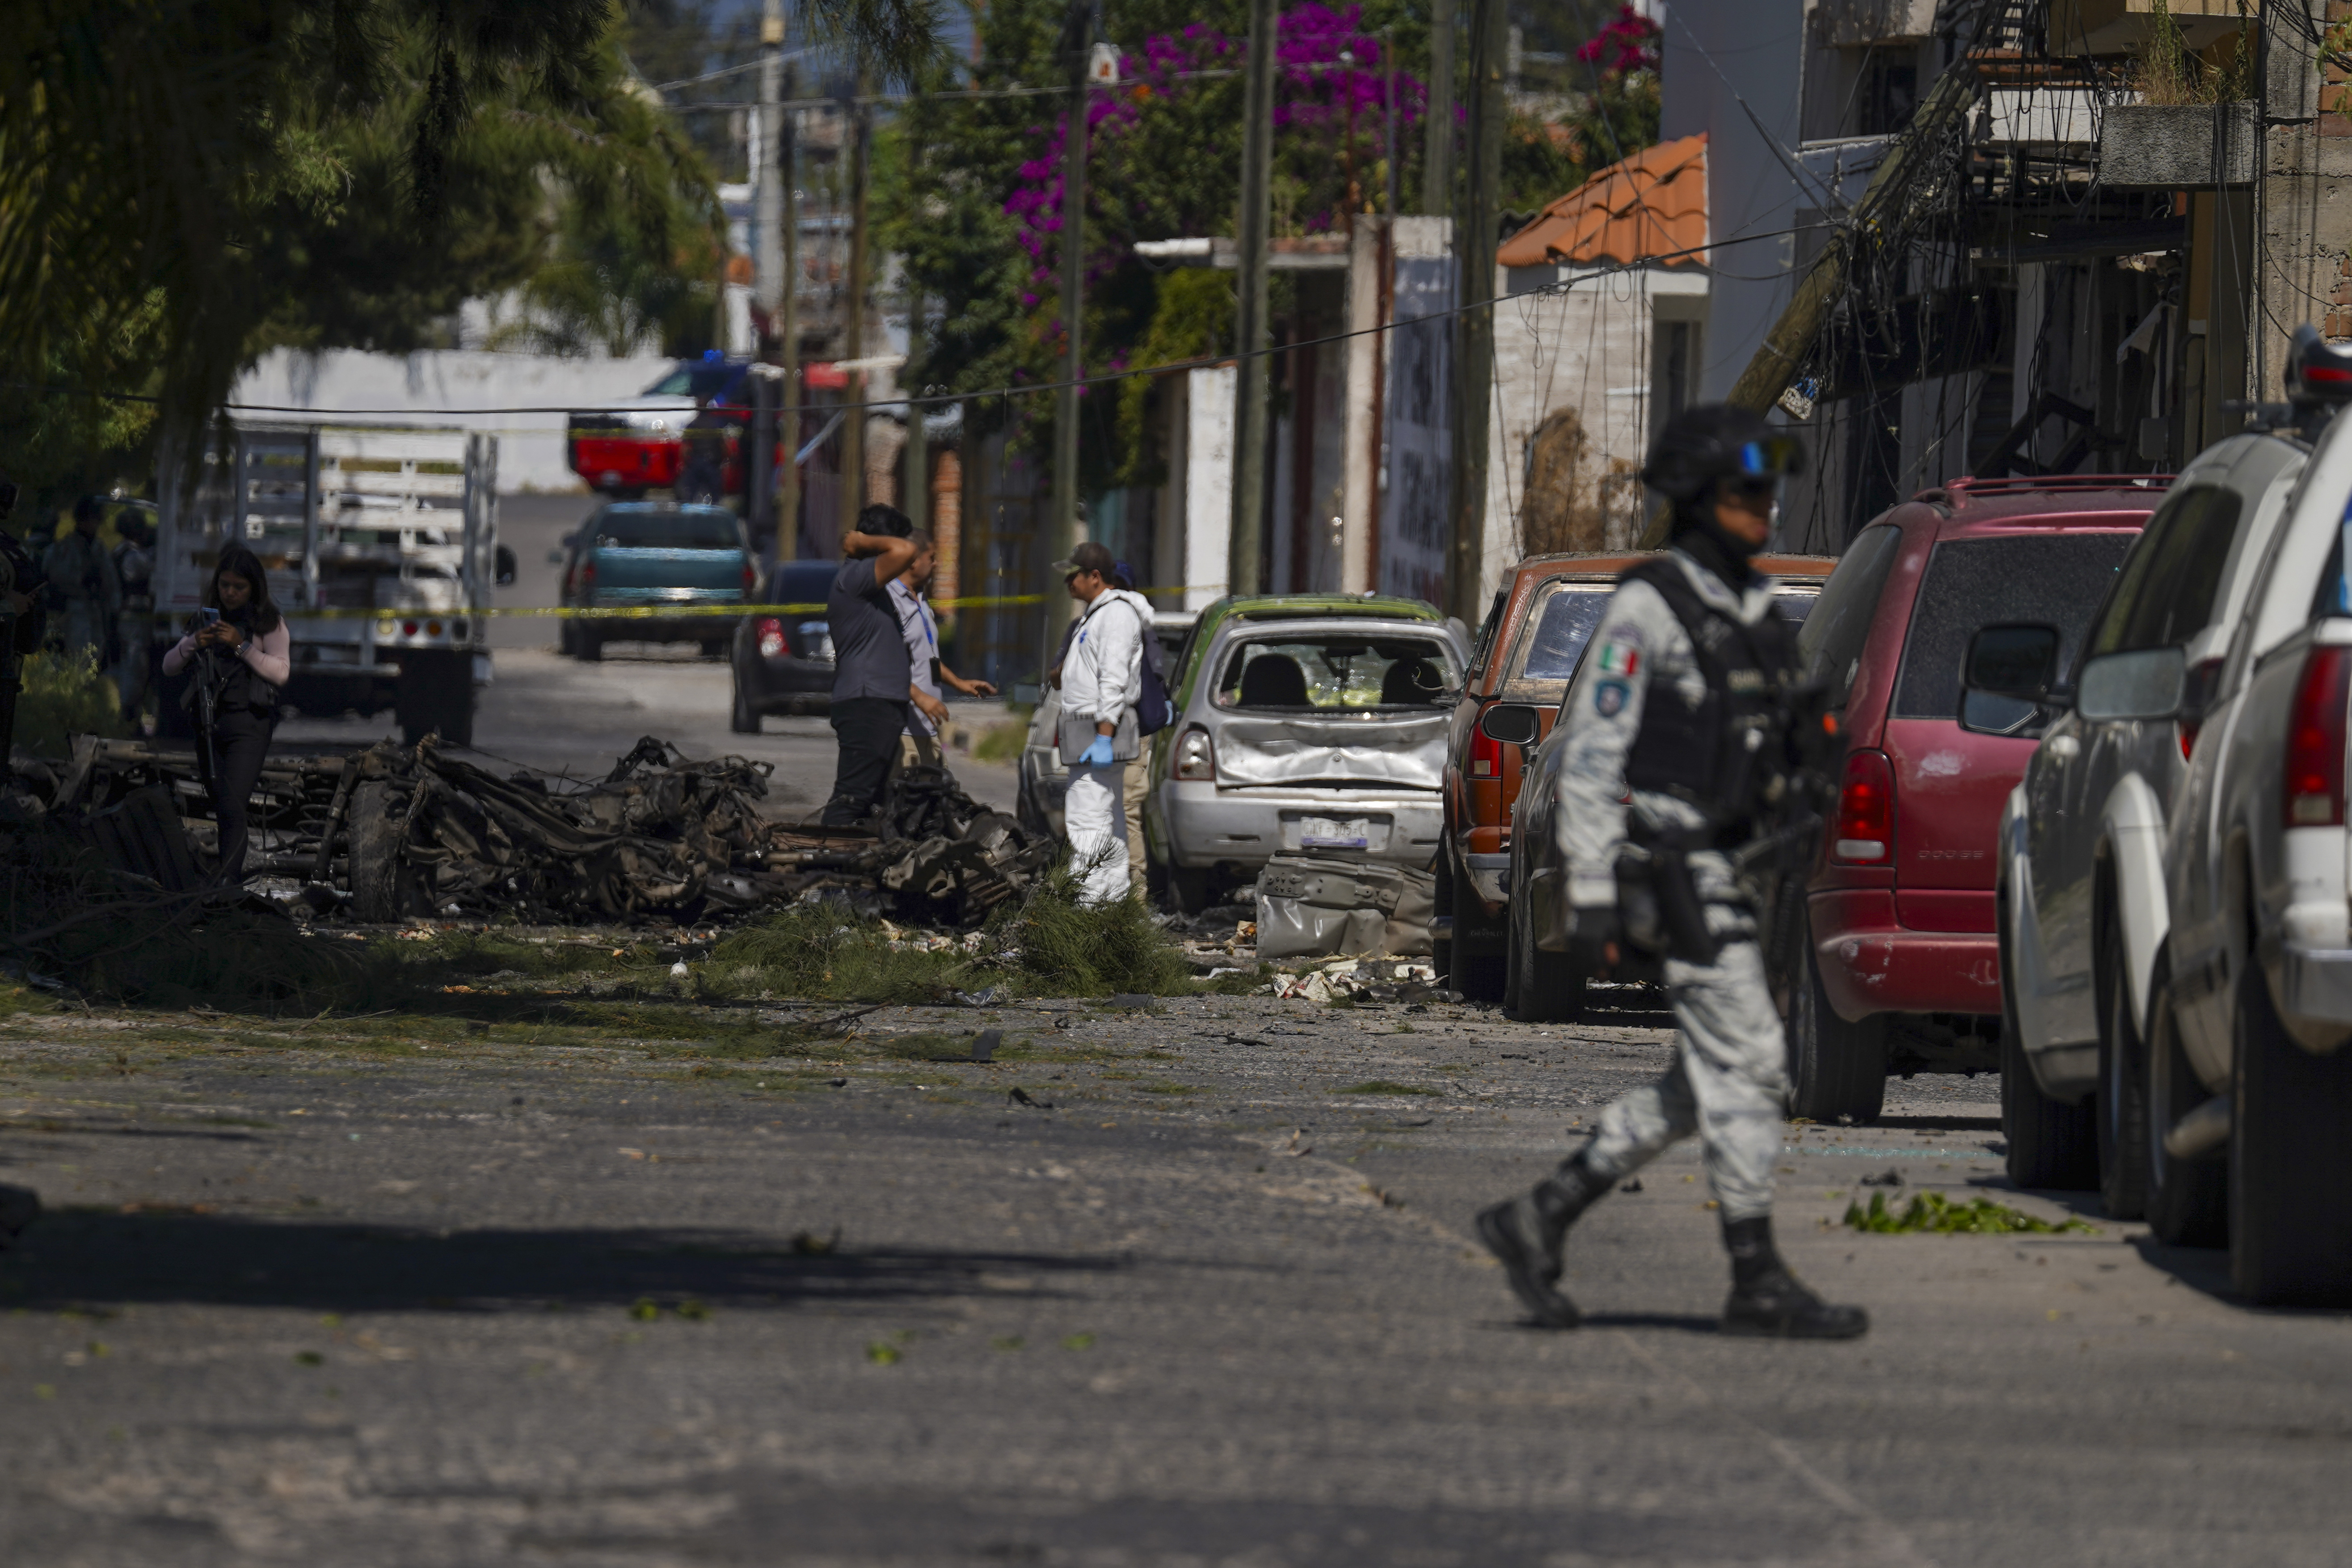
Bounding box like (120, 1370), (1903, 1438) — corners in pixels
(1050, 540), (1117, 579)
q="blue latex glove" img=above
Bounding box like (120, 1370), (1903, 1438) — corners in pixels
(1077, 733), (1115, 767)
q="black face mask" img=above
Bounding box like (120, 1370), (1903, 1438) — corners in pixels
(1671, 506), (1760, 589)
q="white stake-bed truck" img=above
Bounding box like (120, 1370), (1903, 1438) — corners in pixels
(154, 422), (509, 746)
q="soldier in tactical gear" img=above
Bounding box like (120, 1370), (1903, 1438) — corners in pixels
(1475, 404), (1867, 1341)
(43, 496), (119, 664)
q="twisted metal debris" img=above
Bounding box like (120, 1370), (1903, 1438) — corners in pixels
(22, 735), (1056, 927)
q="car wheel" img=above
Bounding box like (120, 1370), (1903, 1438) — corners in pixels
(2094, 908), (2150, 1220)
(1446, 855), (1505, 1003)
(559, 620), (577, 657)
(1505, 892), (1584, 1024)
(2230, 957), (2352, 1304)
(729, 674), (760, 734)
(702, 639), (727, 659)
(347, 780), (411, 923)
(1168, 865), (1212, 916)
(1787, 938), (1887, 1125)
(2142, 964), (2226, 1247)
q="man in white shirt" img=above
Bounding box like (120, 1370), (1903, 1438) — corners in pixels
(1053, 541), (1151, 905)
(889, 530), (994, 770)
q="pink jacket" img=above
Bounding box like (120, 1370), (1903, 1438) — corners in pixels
(162, 621), (291, 688)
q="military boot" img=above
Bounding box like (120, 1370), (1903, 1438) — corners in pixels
(1475, 1154), (1613, 1328)
(1720, 1216), (1868, 1340)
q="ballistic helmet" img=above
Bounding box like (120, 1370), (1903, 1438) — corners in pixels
(1642, 405), (1805, 514)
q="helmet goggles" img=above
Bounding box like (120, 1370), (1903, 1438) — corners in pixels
(1730, 436), (1804, 478)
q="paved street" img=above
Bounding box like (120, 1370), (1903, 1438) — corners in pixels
(11, 493), (2345, 1564)
(3, 984), (2348, 1566)
(274, 492), (1022, 818)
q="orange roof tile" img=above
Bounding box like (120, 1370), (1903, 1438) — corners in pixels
(1497, 132), (1708, 270)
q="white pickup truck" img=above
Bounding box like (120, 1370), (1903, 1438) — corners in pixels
(2094, 329), (2352, 1304)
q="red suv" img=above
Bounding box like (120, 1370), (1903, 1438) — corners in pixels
(1791, 477), (2162, 1122)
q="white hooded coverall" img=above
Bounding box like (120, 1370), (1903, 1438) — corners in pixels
(1058, 587), (1151, 905)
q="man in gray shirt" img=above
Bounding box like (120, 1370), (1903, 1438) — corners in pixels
(821, 505), (920, 827)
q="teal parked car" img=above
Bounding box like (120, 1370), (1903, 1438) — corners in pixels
(553, 501), (755, 661)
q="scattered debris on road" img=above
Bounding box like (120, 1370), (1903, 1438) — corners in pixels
(15, 734), (1058, 928)
(1843, 1192), (2098, 1235)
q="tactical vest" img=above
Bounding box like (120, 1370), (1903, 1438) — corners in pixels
(1619, 557), (1797, 830)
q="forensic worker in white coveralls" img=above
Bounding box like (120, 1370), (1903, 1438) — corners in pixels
(1053, 540), (1153, 906)
(1476, 404), (1867, 1341)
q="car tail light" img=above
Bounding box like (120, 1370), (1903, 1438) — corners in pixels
(1469, 724), (1504, 780)
(1174, 726), (1215, 781)
(1833, 748), (1895, 863)
(756, 617), (786, 658)
(2177, 656), (2223, 760)
(579, 561), (595, 594)
(743, 560), (758, 597)
(2284, 645), (2352, 826)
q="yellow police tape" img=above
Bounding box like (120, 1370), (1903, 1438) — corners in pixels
(155, 584), (1209, 623)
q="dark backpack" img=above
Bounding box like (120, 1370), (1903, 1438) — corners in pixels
(1132, 601), (1175, 736)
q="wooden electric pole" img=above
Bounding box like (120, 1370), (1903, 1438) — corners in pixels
(1229, 0), (1278, 598)
(1447, 0), (1503, 624)
(839, 84), (871, 537)
(777, 65), (801, 556)
(1421, 0), (1456, 216)
(1046, 0), (1092, 667)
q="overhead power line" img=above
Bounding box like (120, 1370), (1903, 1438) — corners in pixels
(15, 224), (1808, 423)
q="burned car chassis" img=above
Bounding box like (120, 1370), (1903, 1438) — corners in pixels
(29, 737), (1056, 929)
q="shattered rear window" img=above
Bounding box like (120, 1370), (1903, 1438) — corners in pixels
(1514, 584), (1612, 680)
(1893, 532), (2138, 720)
(593, 507), (744, 550)
(1215, 636), (1458, 710)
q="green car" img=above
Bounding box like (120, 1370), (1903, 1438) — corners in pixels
(553, 501), (755, 662)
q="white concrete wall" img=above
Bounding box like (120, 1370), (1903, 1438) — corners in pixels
(1481, 265), (1708, 599)
(1182, 364), (1236, 610)
(234, 348), (682, 493)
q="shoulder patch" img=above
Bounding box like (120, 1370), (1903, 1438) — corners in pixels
(1593, 678), (1632, 717)
(1596, 639), (1640, 677)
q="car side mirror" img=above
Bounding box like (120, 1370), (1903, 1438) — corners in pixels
(494, 545), (517, 586)
(2077, 646), (2187, 724)
(1965, 623), (2064, 701)
(1479, 703), (1542, 746)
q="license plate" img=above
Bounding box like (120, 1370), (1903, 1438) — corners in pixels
(1298, 817), (1371, 849)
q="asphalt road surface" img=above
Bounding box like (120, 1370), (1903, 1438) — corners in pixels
(3, 987), (2347, 1567)
(275, 491), (1023, 818)
(18, 495), (2344, 1563)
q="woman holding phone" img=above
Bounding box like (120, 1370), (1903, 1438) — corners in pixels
(161, 547), (291, 882)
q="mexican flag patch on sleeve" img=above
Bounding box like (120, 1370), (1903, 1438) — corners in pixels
(1596, 639), (1640, 677)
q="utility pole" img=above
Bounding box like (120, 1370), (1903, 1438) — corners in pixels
(839, 83), (871, 538)
(905, 286), (928, 537)
(1229, 0), (1278, 598)
(754, 0), (785, 327)
(749, 0), (787, 558)
(778, 63), (802, 558)
(1045, 0), (1093, 671)
(1447, 0), (1503, 624)
(1421, 0), (1456, 216)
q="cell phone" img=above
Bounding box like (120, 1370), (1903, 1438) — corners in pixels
(199, 607), (220, 626)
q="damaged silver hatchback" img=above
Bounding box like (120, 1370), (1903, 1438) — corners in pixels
(1144, 601), (1467, 912)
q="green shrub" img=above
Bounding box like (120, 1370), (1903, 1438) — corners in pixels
(15, 648), (127, 755)
(995, 864), (1194, 997)
(704, 903), (978, 1003)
